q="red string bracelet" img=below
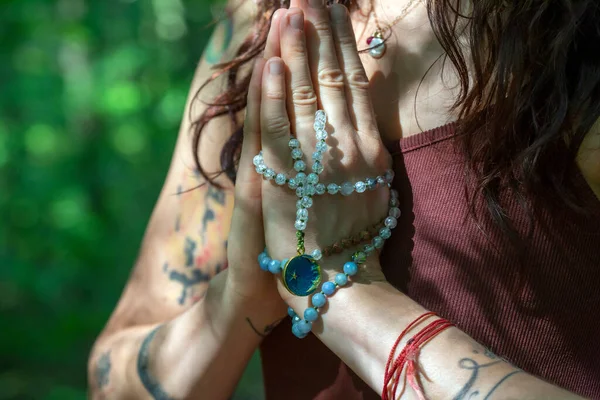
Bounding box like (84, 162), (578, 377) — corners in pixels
(382, 313), (454, 400)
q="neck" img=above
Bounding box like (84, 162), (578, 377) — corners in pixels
(351, 0), (463, 142)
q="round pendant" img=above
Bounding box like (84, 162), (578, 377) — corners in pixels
(368, 37), (386, 59)
(282, 255), (322, 297)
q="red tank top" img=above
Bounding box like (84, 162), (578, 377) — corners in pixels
(260, 122), (600, 399)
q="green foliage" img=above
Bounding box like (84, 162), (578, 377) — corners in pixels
(0, 0), (263, 398)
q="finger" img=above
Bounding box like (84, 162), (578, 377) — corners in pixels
(261, 57), (293, 173)
(329, 4), (377, 135)
(298, 0), (350, 125)
(280, 8), (318, 135)
(231, 58), (267, 246)
(265, 8), (285, 60)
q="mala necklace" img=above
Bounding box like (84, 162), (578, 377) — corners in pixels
(364, 0), (422, 59)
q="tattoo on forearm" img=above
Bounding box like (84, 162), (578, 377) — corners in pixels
(205, 16), (234, 65)
(137, 326), (175, 400)
(453, 348), (522, 400)
(174, 185), (183, 232)
(246, 316), (286, 338)
(164, 263), (211, 305)
(95, 351), (111, 389)
(184, 237), (197, 267)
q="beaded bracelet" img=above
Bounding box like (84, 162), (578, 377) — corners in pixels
(254, 110), (400, 339)
(258, 189), (400, 338)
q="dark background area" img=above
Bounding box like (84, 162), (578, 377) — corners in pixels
(0, 0), (262, 398)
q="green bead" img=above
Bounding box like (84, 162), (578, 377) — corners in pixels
(352, 251), (367, 264)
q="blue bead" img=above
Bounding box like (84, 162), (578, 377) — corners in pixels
(268, 259), (282, 274)
(312, 292), (327, 308)
(304, 307), (319, 322)
(335, 273), (348, 286)
(297, 320), (312, 334)
(343, 261), (358, 276)
(292, 315), (301, 324)
(288, 306), (297, 318)
(322, 281), (336, 296)
(292, 323), (307, 339)
(258, 252), (268, 264)
(259, 255), (272, 271)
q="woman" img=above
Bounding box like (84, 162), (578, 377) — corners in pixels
(88, 0), (600, 399)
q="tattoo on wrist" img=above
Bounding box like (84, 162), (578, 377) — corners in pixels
(205, 16), (234, 65)
(137, 326), (175, 400)
(453, 347), (522, 400)
(95, 351), (111, 390)
(246, 316), (286, 338)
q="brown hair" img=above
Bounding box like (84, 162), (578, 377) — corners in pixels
(191, 0), (600, 237)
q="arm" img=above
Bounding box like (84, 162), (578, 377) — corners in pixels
(288, 264), (583, 400)
(88, 4), (284, 399)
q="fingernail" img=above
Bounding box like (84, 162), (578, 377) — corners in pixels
(308, 0), (324, 8)
(289, 12), (304, 30)
(272, 8), (284, 21)
(269, 59), (283, 75)
(331, 5), (348, 22)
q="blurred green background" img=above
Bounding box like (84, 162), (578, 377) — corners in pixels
(0, 0), (262, 398)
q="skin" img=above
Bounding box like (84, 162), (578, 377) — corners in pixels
(87, 0), (599, 398)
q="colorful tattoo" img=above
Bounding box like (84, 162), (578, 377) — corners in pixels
(165, 263), (211, 305)
(137, 326), (174, 400)
(205, 16), (234, 65)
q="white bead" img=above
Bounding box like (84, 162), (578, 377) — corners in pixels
(316, 141), (327, 152)
(295, 219), (307, 231)
(289, 138), (300, 148)
(296, 187), (305, 197)
(390, 198), (399, 207)
(297, 208), (308, 220)
(288, 178), (298, 189)
(311, 249), (322, 261)
(256, 164), (266, 173)
(355, 181), (366, 193)
(295, 172), (306, 185)
(380, 227), (392, 239)
(275, 173), (287, 185)
(385, 216), (397, 229)
(316, 183), (326, 195)
(291, 148), (303, 160)
(315, 110), (327, 123)
(314, 120), (326, 131)
(373, 236), (384, 248)
(305, 184), (316, 196)
(307, 173), (319, 184)
(390, 189), (399, 199)
(294, 160), (306, 172)
(301, 196), (313, 208)
(389, 207), (401, 218)
(376, 176), (385, 184)
(253, 154), (263, 166)
(312, 151), (323, 162)
(385, 170), (395, 183)
(312, 162), (324, 174)
(327, 184), (339, 195)
(368, 37), (386, 59)
(316, 129), (327, 140)
(296, 200), (303, 209)
(340, 182), (354, 196)
(364, 244), (375, 254)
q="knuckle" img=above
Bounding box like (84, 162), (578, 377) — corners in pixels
(312, 20), (333, 37)
(318, 67), (345, 89)
(265, 117), (290, 138)
(347, 69), (370, 90)
(291, 85), (318, 106)
(266, 90), (285, 101)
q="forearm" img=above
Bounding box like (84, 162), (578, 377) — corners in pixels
(89, 270), (274, 400)
(289, 270), (583, 399)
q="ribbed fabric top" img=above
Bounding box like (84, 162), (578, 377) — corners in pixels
(260, 122), (600, 399)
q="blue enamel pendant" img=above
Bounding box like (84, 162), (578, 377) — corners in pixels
(282, 255), (322, 297)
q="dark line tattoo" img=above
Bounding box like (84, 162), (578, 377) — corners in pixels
(207, 186), (225, 205)
(164, 264), (211, 305)
(184, 237), (197, 267)
(95, 351), (111, 389)
(245, 316), (286, 338)
(453, 349), (522, 400)
(174, 185), (183, 232)
(201, 207), (215, 244)
(137, 326), (174, 400)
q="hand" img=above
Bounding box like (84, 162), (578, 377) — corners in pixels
(224, 12), (290, 320)
(257, 0), (392, 303)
